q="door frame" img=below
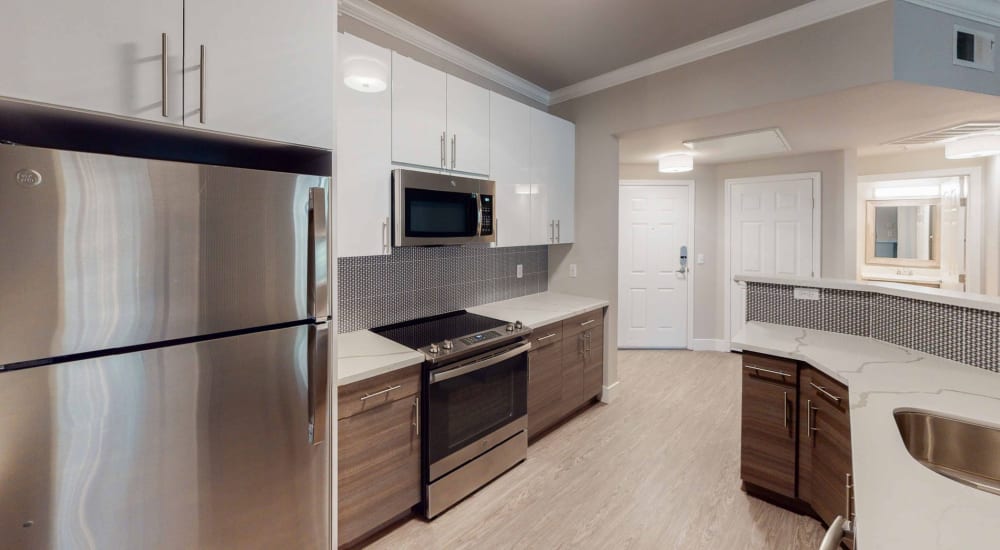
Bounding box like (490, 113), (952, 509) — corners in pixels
(724, 172), (822, 346)
(617, 180), (696, 350)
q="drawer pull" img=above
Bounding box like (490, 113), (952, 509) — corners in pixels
(808, 399), (819, 438)
(810, 382), (842, 403)
(360, 384), (402, 402)
(580, 319), (596, 327)
(783, 391), (788, 429)
(536, 333), (558, 342)
(743, 365), (790, 378)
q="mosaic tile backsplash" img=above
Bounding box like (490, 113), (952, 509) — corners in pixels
(338, 246), (548, 332)
(747, 282), (1000, 373)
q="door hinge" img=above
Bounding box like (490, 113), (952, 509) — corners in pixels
(959, 273), (967, 284)
(960, 197), (968, 207)
(812, 198), (815, 209)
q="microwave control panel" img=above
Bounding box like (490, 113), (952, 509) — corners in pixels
(480, 195), (494, 235)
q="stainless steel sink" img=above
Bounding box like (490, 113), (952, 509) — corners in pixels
(894, 409), (1000, 496)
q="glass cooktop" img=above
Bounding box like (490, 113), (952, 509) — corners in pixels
(372, 311), (509, 351)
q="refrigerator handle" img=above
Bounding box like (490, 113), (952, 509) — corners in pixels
(308, 322), (330, 445)
(308, 187), (329, 321)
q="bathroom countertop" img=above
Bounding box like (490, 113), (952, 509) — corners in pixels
(734, 322), (1000, 550)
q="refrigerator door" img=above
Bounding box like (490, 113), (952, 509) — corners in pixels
(0, 144), (329, 367)
(0, 324), (329, 549)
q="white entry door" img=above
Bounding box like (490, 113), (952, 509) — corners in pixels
(618, 185), (691, 348)
(728, 174), (819, 342)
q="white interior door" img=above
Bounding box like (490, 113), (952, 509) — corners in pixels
(729, 175), (818, 341)
(618, 185), (690, 348)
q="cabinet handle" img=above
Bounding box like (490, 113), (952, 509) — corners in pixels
(199, 45), (207, 123)
(810, 382), (842, 404)
(440, 132), (446, 168)
(580, 319), (596, 327)
(536, 333), (558, 342)
(743, 365), (791, 378)
(556, 220), (561, 242)
(783, 391), (788, 429)
(845, 473), (853, 521)
(451, 134), (457, 169)
(382, 217), (390, 253)
(161, 33), (169, 118)
(807, 399), (819, 438)
(413, 396), (420, 436)
(360, 384), (402, 402)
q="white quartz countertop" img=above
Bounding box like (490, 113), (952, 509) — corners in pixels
(734, 322), (1000, 550)
(467, 291), (609, 327)
(337, 292), (608, 386)
(337, 330), (424, 386)
(734, 274), (1000, 313)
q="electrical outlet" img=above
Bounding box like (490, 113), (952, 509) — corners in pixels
(793, 287), (821, 301)
(516, 264), (523, 278)
(569, 264), (578, 278)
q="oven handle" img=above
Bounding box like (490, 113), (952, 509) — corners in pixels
(429, 341), (532, 384)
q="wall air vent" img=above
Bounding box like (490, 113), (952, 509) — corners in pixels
(886, 122), (1000, 146)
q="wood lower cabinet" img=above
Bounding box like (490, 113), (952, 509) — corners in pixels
(740, 352), (854, 547)
(338, 366), (421, 548)
(740, 353), (798, 498)
(799, 368), (853, 532)
(526, 307), (605, 439)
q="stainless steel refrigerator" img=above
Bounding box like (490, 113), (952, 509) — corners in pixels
(0, 144), (331, 549)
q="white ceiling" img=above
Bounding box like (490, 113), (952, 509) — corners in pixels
(365, 0), (813, 90)
(618, 81), (1000, 165)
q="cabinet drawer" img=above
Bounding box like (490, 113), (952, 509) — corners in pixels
(562, 308), (603, 338)
(742, 352), (798, 387)
(338, 395), (420, 546)
(528, 321), (563, 350)
(338, 365), (421, 420)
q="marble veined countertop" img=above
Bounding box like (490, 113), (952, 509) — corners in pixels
(337, 292), (608, 386)
(734, 322), (1000, 550)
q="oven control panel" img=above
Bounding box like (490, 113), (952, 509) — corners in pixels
(460, 330), (502, 346)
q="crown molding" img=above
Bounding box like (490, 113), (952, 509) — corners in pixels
(338, 0), (551, 106)
(902, 0), (1000, 27)
(549, 0), (886, 105)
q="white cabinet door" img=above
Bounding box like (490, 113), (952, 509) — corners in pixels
(0, 0), (183, 124)
(529, 109), (576, 244)
(391, 53), (447, 170)
(183, 0), (333, 149)
(490, 93), (531, 247)
(446, 76), (490, 175)
(337, 33), (392, 258)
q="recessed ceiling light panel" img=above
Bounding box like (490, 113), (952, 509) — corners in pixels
(682, 127), (790, 163)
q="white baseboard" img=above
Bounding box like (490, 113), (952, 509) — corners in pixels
(600, 380), (620, 404)
(690, 339), (732, 352)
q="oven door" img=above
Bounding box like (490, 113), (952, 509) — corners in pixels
(426, 341), (529, 480)
(393, 169), (491, 246)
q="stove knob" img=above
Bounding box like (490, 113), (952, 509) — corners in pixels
(514, 320), (524, 330)
(506, 324), (515, 332)
(428, 343), (440, 354)
(441, 339), (454, 350)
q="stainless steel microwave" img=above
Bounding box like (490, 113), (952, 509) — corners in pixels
(392, 169), (496, 246)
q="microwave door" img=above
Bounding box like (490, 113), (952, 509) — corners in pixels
(399, 187), (479, 246)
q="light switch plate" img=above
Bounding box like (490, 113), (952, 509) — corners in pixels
(794, 287), (821, 301)
(696, 253), (705, 265)
(516, 264), (523, 278)
(569, 264), (578, 278)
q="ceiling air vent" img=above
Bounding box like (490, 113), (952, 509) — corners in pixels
(886, 122), (1000, 146)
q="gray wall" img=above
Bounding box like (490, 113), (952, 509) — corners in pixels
(549, 3), (894, 383)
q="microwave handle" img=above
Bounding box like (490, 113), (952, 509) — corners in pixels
(430, 341), (532, 384)
(476, 196), (484, 237)
(308, 187), (329, 320)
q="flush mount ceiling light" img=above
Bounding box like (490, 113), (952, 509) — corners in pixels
(682, 127), (790, 163)
(342, 56), (388, 93)
(658, 153), (694, 173)
(944, 133), (1000, 159)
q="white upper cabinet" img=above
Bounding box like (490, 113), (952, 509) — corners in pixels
(183, 0), (334, 149)
(337, 33), (392, 258)
(392, 52), (447, 170)
(530, 109), (576, 244)
(0, 0), (184, 124)
(446, 76), (490, 175)
(490, 93), (532, 247)
(391, 54), (490, 175)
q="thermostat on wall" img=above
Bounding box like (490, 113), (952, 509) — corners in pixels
(794, 287), (821, 301)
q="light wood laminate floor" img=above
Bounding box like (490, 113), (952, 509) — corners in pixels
(365, 350), (824, 549)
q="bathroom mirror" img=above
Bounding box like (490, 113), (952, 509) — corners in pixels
(865, 199), (941, 267)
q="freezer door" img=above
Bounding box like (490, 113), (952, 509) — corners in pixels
(0, 324), (328, 549)
(0, 144), (329, 366)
